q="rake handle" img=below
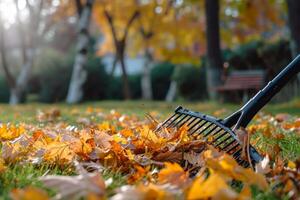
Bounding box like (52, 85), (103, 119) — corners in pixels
(237, 55), (300, 127)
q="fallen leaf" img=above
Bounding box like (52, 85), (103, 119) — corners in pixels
(10, 187), (49, 200)
(255, 155), (271, 174)
(158, 162), (189, 187)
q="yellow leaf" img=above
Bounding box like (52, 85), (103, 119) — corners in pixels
(187, 172), (230, 199)
(0, 125), (24, 141)
(158, 162), (188, 187)
(204, 149), (268, 190)
(10, 187), (49, 200)
(288, 161), (296, 169)
(0, 158), (6, 173)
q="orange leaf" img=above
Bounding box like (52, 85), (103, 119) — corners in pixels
(158, 162), (188, 187)
(11, 187), (49, 200)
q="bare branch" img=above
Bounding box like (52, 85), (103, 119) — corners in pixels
(0, 17), (15, 88)
(75, 0), (83, 17)
(123, 10), (140, 40)
(14, 0), (27, 63)
(103, 10), (118, 46)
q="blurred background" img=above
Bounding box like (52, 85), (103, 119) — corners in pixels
(0, 0), (299, 105)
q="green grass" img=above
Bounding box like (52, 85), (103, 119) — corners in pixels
(0, 164), (73, 199)
(0, 99), (299, 123)
(0, 100), (299, 199)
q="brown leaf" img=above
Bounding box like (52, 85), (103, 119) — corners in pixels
(275, 113), (290, 122)
(40, 162), (105, 199)
(10, 187), (49, 200)
(157, 162), (189, 187)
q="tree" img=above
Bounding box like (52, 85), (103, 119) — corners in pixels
(286, 0), (300, 95)
(95, 0), (142, 100)
(0, 0), (45, 104)
(286, 0), (300, 57)
(135, 0), (173, 100)
(205, 0), (222, 100)
(66, 0), (94, 103)
(134, 1), (205, 101)
(220, 0), (285, 47)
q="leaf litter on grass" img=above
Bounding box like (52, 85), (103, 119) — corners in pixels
(0, 108), (299, 199)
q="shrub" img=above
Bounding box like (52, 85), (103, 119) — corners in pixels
(129, 74), (141, 99)
(0, 77), (9, 103)
(151, 62), (175, 100)
(224, 40), (264, 70)
(173, 65), (207, 100)
(224, 39), (292, 77)
(36, 49), (110, 103)
(35, 50), (72, 103)
(83, 57), (109, 101)
(106, 75), (142, 100)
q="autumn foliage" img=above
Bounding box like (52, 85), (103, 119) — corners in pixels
(0, 107), (296, 199)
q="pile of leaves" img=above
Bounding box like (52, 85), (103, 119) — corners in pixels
(0, 108), (299, 199)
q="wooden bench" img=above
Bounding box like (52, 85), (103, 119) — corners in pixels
(215, 70), (265, 102)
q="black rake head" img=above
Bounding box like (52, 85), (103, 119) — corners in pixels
(156, 106), (262, 168)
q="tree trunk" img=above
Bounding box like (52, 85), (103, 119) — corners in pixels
(141, 49), (153, 100)
(119, 54), (131, 99)
(9, 49), (35, 104)
(286, 0), (300, 97)
(165, 80), (177, 102)
(66, 0), (94, 103)
(205, 0), (223, 100)
(110, 55), (118, 77)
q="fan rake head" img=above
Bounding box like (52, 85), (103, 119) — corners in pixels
(155, 106), (262, 168)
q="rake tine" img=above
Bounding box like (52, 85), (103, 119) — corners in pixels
(221, 139), (236, 151)
(155, 113), (177, 132)
(203, 126), (220, 137)
(212, 131), (228, 143)
(198, 123), (216, 135)
(188, 119), (203, 132)
(177, 116), (193, 128)
(190, 121), (209, 135)
(170, 115), (190, 128)
(232, 148), (242, 155)
(238, 159), (245, 166)
(226, 143), (241, 154)
(186, 117), (198, 127)
(206, 128), (223, 139)
(243, 162), (250, 168)
(215, 134), (232, 147)
(165, 114), (182, 128)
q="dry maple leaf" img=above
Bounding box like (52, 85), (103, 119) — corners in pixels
(0, 158), (6, 173)
(40, 162), (105, 199)
(204, 149), (268, 190)
(36, 108), (61, 122)
(0, 124), (25, 141)
(10, 187), (49, 200)
(187, 172), (232, 199)
(157, 162), (189, 188)
(111, 184), (173, 200)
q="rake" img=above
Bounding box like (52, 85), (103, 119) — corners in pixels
(156, 55), (300, 168)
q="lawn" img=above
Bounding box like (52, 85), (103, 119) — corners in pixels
(0, 100), (299, 199)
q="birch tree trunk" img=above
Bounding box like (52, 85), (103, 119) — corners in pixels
(141, 49), (153, 100)
(205, 0), (223, 100)
(66, 0), (94, 103)
(165, 81), (177, 102)
(9, 49), (34, 104)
